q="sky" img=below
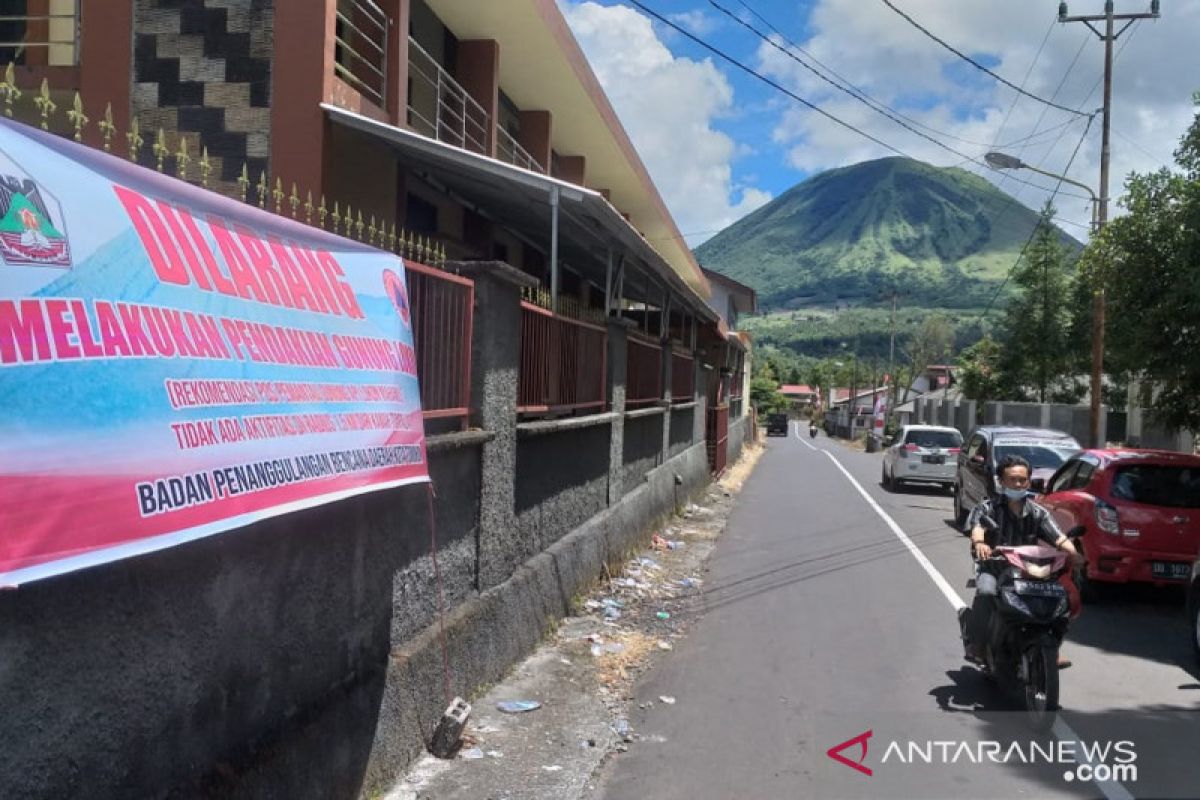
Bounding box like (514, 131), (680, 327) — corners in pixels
(558, 0), (1200, 247)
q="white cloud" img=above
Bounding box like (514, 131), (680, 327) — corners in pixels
(560, 1), (771, 245)
(755, 0), (1200, 236)
(667, 9), (720, 37)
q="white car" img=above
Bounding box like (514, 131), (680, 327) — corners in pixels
(882, 424), (964, 493)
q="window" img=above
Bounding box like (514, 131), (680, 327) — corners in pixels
(966, 435), (985, 461)
(405, 192), (438, 234)
(1048, 461), (1079, 494)
(1110, 465), (1200, 508)
(903, 429), (962, 449)
(1069, 459), (1097, 491)
(994, 445), (1075, 471)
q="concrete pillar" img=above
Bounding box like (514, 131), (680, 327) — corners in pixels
(606, 319), (633, 504)
(271, 0), (336, 194)
(1039, 404), (1051, 430)
(79, 0), (133, 150)
(518, 110), (552, 172)
(384, 0), (410, 126)
(693, 352), (707, 445)
(452, 260), (537, 590)
(556, 155), (586, 186)
(660, 343), (674, 464)
(985, 402), (1002, 425)
(456, 40), (500, 156)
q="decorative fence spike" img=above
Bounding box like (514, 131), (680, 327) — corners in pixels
(153, 128), (168, 172)
(289, 183), (300, 219)
(126, 118), (143, 162)
(98, 103), (115, 151)
(367, 215), (377, 246)
(304, 191), (314, 225)
(67, 93), (88, 142)
(318, 195), (328, 229)
(331, 202), (341, 234)
(388, 223), (397, 252)
(342, 205), (353, 237)
(0, 64), (21, 117)
(34, 79), (56, 130)
(199, 146), (212, 187)
(273, 177), (284, 214)
(355, 210), (365, 241)
(237, 163), (250, 202)
(256, 170), (268, 209)
(175, 136), (190, 180)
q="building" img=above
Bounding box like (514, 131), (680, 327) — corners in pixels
(1, 3), (759, 796)
(780, 383), (818, 411)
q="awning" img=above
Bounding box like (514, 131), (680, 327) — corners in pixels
(321, 104), (716, 321)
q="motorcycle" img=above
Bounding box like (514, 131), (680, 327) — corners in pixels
(809, 424), (818, 439)
(965, 524), (1085, 731)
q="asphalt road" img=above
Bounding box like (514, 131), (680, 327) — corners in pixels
(594, 423), (1200, 800)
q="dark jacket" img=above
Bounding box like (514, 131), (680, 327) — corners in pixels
(967, 495), (1065, 548)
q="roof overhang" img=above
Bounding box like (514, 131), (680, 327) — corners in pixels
(322, 104), (715, 321)
(422, 0), (708, 300)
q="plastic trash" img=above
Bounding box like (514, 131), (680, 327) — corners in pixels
(542, 764), (563, 772)
(659, 695), (676, 705)
(486, 750), (503, 758)
(613, 718), (631, 736)
(591, 644), (604, 658)
(604, 607), (622, 621)
(656, 611), (671, 620)
(657, 640), (673, 651)
(678, 577), (699, 588)
(461, 747), (485, 760)
(604, 642), (626, 654)
(496, 700), (542, 714)
(601, 597), (625, 609)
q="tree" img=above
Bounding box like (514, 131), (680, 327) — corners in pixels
(1082, 96), (1200, 432)
(900, 314), (954, 403)
(957, 335), (1006, 410)
(750, 361), (788, 413)
(998, 203), (1076, 403)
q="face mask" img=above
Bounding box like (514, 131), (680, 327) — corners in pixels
(1002, 487), (1028, 501)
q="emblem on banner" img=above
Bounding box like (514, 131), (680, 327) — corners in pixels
(0, 170), (71, 269)
(383, 268), (411, 325)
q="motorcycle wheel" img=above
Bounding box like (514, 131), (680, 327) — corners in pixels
(1024, 643), (1060, 732)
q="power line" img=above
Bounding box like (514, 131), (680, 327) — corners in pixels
(701, 0), (1095, 201)
(879, 0), (1089, 118)
(724, 0), (1020, 150)
(977, 113), (1096, 322)
(988, 19), (1058, 156)
(623, 0), (906, 157)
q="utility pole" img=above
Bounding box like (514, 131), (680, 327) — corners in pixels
(1059, 0), (1160, 447)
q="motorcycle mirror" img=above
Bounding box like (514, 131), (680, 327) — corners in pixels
(1066, 525), (1086, 539)
(1030, 477), (1046, 493)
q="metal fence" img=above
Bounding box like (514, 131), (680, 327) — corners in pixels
(406, 260), (473, 426)
(0, 0), (79, 67)
(518, 302), (607, 416)
(334, 0), (388, 108)
(496, 125), (544, 174)
(670, 348), (694, 404)
(626, 334), (662, 408)
(407, 36), (489, 156)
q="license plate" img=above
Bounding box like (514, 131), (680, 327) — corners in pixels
(1013, 580), (1065, 597)
(922, 455), (945, 465)
(1151, 562), (1191, 580)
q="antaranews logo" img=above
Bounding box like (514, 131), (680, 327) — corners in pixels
(826, 730), (1137, 784)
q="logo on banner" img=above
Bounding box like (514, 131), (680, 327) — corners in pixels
(383, 268), (410, 325)
(0, 172), (71, 269)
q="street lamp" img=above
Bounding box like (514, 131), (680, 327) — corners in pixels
(985, 149), (1105, 447)
(985, 151), (1099, 231)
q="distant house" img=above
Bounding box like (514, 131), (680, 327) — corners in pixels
(909, 365), (956, 396)
(780, 384), (818, 410)
(830, 386), (889, 416)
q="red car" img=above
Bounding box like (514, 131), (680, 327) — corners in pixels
(1038, 449), (1200, 601)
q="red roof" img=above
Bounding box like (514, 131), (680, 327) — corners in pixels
(780, 384), (815, 395)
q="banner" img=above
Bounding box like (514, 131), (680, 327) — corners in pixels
(0, 119), (428, 586)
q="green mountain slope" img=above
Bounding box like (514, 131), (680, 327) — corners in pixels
(694, 156), (1081, 310)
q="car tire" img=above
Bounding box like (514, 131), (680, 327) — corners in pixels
(954, 486), (969, 530)
(882, 465), (892, 491)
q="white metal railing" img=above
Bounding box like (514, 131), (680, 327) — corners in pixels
(0, 0), (79, 67)
(334, 0), (388, 108)
(407, 36), (488, 156)
(496, 125), (545, 174)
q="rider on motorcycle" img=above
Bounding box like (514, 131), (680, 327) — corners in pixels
(959, 454), (1083, 668)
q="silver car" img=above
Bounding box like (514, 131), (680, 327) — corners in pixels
(882, 425), (964, 492)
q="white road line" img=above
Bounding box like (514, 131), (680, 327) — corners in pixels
(792, 421), (820, 451)
(820, 447), (1134, 800)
